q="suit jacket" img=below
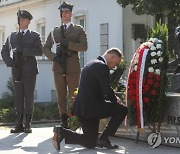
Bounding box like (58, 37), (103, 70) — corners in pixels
(73, 56), (117, 119)
(1, 30), (42, 76)
(43, 23), (88, 74)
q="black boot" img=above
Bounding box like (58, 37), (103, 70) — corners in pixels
(60, 114), (68, 128)
(24, 114), (32, 133)
(10, 114), (24, 133)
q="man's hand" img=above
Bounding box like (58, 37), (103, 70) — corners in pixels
(53, 56), (62, 64)
(16, 46), (23, 53)
(56, 45), (63, 56)
(60, 38), (69, 49)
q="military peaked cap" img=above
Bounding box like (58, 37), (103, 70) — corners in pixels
(58, 2), (73, 11)
(17, 10), (33, 20)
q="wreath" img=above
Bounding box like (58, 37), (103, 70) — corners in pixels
(126, 38), (167, 129)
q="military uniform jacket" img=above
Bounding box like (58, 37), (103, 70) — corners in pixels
(43, 23), (88, 74)
(73, 57), (117, 120)
(1, 30), (42, 76)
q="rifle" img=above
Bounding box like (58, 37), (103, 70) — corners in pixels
(14, 8), (23, 82)
(56, 25), (67, 77)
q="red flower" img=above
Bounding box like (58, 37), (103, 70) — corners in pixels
(156, 75), (161, 81)
(130, 72), (136, 79)
(129, 80), (133, 84)
(144, 85), (150, 91)
(131, 95), (136, 101)
(154, 82), (160, 88)
(69, 112), (75, 117)
(148, 79), (153, 85)
(142, 89), (146, 94)
(151, 90), (157, 96)
(131, 89), (136, 94)
(128, 84), (133, 89)
(148, 72), (154, 78)
(143, 78), (146, 85)
(144, 97), (150, 103)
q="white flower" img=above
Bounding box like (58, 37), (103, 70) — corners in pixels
(110, 70), (114, 74)
(157, 40), (163, 44)
(151, 59), (158, 64)
(156, 44), (162, 49)
(114, 66), (117, 70)
(148, 38), (154, 42)
(139, 42), (153, 49)
(150, 45), (156, 51)
(158, 57), (163, 62)
(151, 52), (156, 57)
(134, 65), (137, 71)
(155, 69), (161, 75)
(157, 50), (162, 56)
(148, 67), (154, 72)
(134, 59), (138, 64)
(149, 38), (158, 44)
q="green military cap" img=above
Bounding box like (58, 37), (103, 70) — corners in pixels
(17, 10), (33, 20)
(58, 2), (73, 12)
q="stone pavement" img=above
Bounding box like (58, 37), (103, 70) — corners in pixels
(0, 126), (179, 154)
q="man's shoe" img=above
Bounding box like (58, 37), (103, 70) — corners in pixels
(52, 126), (65, 151)
(96, 138), (119, 149)
(10, 123), (24, 133)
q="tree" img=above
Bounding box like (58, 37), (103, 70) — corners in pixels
(117, 0), (180, 19)
(117, 0), (180, 67)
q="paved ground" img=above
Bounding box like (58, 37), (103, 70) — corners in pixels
(0, 125), (179, 154)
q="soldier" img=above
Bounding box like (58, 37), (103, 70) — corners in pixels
(43, 2), (88, 128)
(1, 10), (42, 133)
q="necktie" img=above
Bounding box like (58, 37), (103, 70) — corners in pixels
(63, 25), (67, 30)
(19, 31), (24, 41)
(21, 31), (24, 36)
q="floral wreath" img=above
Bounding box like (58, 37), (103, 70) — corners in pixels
(126, 38), (164, 129)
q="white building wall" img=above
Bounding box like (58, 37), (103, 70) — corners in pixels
(0, 0), (155, 103)
(43, 0), (123, 62)
(123, 5), (154, 76)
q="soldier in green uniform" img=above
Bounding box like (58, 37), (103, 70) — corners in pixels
(43, 2), (88, 128)
(1, 10), (42, 133)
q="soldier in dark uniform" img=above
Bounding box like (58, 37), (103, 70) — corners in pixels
(1, 10), (42, 133)
(43, 2), (88, 128)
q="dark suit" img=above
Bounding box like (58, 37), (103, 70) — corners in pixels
(62, 56), (128, 148)
(1, 30), (42, 115)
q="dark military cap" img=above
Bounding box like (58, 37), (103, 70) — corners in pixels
(17, 10), (33, 20)
(58, 2), (73, 12)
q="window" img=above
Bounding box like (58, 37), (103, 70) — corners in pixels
(0, 30), (5, 59)
(36, 17), (46, 60)
(38, 24), (45, 44)
(100, 23), (109, 55)
(74, 16), (86, 69)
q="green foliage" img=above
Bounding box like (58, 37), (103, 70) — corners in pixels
(33, 103), (59, 121)
(0, 78), (15, 122)
(110, 60), (127, 92)
(151, 21), (168, 44)
(151, 22), (169, 125)
(68, 89), (81, 130)
(0, 78), (60, 123)
(68, 115), (81, 131)
(117, 0), (180, 18)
